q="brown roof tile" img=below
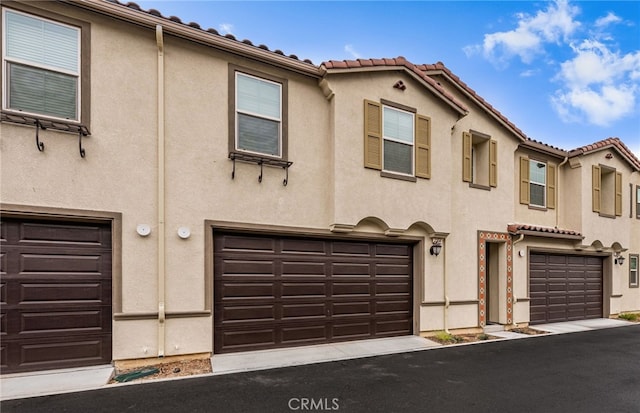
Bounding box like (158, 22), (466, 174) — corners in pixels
(569, 137), (640, 171)
(419, 62), (528, 141)
(105, 0), (315, 65)
(321, 57), (469, 115)
(507, 224), (582, 238)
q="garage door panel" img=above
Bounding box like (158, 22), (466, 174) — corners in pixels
(216, 234), (276, 253)
(219, 260), (275, 276)
(375, 318), (411, 334)
(332, 301), (370, 316)
(332, 282), (370, 296)
(222, 305), (275, 322)
(281, 239), (327, 255)
(17, 222), (105, 246)
(214, 232), (413, 353)
(17, 282), (107, 304)
(282, 282), (327, 297)
(19, 309), (109, 335)
(332, 263), (370, 277)
(281, 324), (328, 344)
(282, 262), (326, 276)
(529, 252), (602, 324)
(374, 244), (410, 258)
(282, 303), (325, 319)
(331, 242), (371, 256)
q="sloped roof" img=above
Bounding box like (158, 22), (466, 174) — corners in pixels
(507, 224), (583, 240)
(321, 57), (468, 116)
(569, 137), (640, 171)
(419, 62), (528, 142)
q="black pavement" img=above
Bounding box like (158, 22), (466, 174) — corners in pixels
(3, 325), (640, 413)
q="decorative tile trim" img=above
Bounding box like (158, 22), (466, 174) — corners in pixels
(478, 231), (513, 326)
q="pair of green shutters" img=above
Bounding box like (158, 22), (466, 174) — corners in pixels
(363, 100), (431, 179)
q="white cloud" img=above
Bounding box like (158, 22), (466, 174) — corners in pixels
(595, 12), (622, 28)
(344, 44), (361, 59)
(520, 69), (539, 77)
(552, 40), (640, 125)
(477, 0), (580, 66)
(219, 23), (234, 35)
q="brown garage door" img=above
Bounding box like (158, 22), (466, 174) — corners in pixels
(529, 252), (603, 324)
(214, 232), (413, 353)
(0, 218), (112, 374)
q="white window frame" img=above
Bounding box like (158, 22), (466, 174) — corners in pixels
(2, 8), (81, 122)
(381, 105), (414, 177)
(630, 255), (639, 288)
(234, 71), (282, 158)
(529, 160), (547, 208)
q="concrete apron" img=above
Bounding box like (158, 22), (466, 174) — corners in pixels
(1, 318), (634, 401)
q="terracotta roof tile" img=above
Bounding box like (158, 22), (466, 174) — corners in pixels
(419, 62), (528, 141)
(106, 0), (315, 65)
(507, 224), (582, 238)
(321, 57), (469, 114)
(569, 137), (640, 171)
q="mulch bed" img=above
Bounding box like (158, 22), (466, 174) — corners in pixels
(110, 358), (212, 384)
(429, 333), (500, 345)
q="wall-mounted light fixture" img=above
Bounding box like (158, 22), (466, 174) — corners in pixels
(430, 239), (442, 257)
(614, 252), (625, 266)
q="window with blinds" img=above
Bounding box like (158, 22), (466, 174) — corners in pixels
(382, 105), (414, 176)
(3, 9), (80, 121)
(235, 72), (282, 157)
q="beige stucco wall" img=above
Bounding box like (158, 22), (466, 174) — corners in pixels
(1, 1), (639, 364)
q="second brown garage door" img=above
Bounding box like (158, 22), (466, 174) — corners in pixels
(214, 232), (413, 353)
(529, 252), (603, 324)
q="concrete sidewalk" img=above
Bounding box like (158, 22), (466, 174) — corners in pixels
(1, 318), (634, 401)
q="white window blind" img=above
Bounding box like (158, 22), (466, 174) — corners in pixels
(383, 106), (414, 175)
(3, 9), (79, 120)
(236, 73), (281, 157)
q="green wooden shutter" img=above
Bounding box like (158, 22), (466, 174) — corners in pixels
(364, 100), (382, 170)
(489, 140), (498, 187)
(415, 115), (431, 179)
(592, 165), (601, 213)
(462, 131), (472, 182)
(547, 163), (556, 209)
(615, 171), (623, 216)
(519, 156), (530, 204)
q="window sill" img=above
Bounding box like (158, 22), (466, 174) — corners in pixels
(380, 171), (417, 182)
(1, 110), (90, 135)
(468, 183), (491, 191)
(229, 151), (293, 186)
(598, 212), (616, 219)
(528, 205), (548, 212)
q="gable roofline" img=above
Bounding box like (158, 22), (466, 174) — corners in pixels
(519, 139), (568, 159)
(419, 62), (528, 142)
(60, 0), (320, 78)
(568, 137), (640, 171)
(320, 57), (469, 116)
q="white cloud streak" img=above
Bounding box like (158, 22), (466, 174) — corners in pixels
(344, 44), (361, 59)
(219, 23), (234, 35)
(478, 0), (580, 65)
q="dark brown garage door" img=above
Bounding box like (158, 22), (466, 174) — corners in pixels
(529, 252), (603, 324)
(214, 232), (413, 353)
(0, 218), (112, 374)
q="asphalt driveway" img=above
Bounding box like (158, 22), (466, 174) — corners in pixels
(4, 324), (640, 413)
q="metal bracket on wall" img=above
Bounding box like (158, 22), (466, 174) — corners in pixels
(1, 111), (90, 157)
(229, 152), (293, 186)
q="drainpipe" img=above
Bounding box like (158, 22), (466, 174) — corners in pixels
(556, 156), (569, 229)
(156, 24), (166, 358)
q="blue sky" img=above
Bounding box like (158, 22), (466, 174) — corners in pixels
(137, 0), (640, 157)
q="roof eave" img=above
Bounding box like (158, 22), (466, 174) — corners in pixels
(322, 66), (468, 116)
(62, 0), (320, 78)
(424, 69), (528, 142)
(519, 140), (568, 159)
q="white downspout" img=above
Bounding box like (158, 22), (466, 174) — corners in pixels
(442, 239), (450, 334)
(156, 24), (166, 358)
(556, 156), (569, 228)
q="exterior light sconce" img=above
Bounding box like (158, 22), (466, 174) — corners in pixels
(614, 253), (625, 266)
(430, 239), (443, 256)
